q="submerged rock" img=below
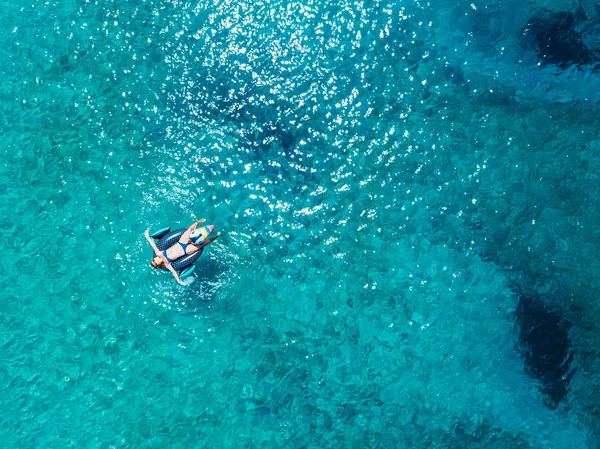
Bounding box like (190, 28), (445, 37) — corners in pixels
(515, 293), (575, 409)
(521, 11), (594, 69)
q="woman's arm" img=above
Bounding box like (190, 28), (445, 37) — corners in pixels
(198, 231), (221, 248)
(145, 230), (168, 261)
(180, 218), (206, 244)
(145, 230), (187, 286)
(164, 263), (187, 286)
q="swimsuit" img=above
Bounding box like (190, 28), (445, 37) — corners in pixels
(162, 242), (191, 263)
(162, 250), (175, 263)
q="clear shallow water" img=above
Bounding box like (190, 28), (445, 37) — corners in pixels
(1, 0), (600, 447)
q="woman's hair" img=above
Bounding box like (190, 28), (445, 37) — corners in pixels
(150, 257), (164, 269)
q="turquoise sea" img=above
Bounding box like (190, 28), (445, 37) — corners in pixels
(2, 0), (600, 447)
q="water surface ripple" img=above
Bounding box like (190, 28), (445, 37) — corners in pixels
(1, 0), (599, 447)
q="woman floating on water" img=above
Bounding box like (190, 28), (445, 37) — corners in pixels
(145, 219), (220, 285)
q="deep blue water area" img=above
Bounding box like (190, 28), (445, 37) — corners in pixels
(1, 0), (600, 447)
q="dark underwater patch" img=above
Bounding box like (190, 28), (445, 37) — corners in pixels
(516, 293), (576, 409)
(521, 10), (595, 69)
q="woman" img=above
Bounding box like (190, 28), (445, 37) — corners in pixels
(145, 219), (220, 285)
